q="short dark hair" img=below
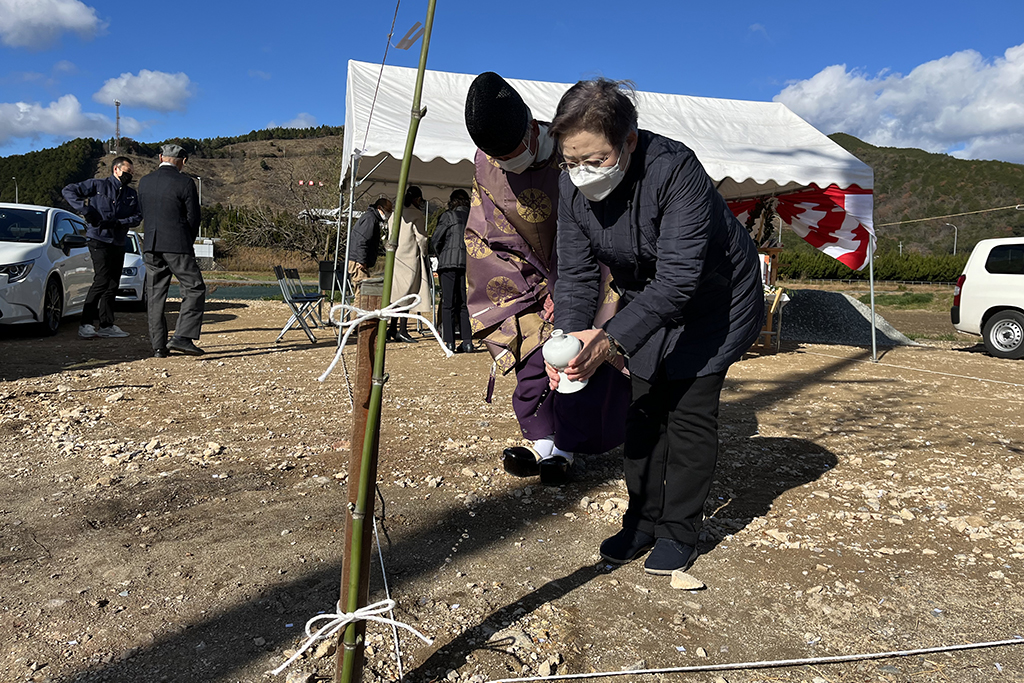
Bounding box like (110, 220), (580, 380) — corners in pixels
(448, 189), (470, 210)
(549, 78), (638, 149)
(112, 156), (132, 170)
(371, 196), (392, 211)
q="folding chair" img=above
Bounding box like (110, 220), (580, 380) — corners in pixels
(274, 266), (324, 343)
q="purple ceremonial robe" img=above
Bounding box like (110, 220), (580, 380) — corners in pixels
(466, 147), (627, 452)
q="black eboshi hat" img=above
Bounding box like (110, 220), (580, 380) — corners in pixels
(465, 72), (529, 157)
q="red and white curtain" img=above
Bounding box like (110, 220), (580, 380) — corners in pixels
(729, 184), (876, 271)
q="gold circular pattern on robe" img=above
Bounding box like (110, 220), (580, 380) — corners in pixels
(486, 276), (519, 307)
(602, 280), (621, 304)
(470, 316), (485, 333)
(491, 207), (516, 235)
(464, 231), (493, 259)
(516, 188), (552, 224)
(470, 183), (482, 207)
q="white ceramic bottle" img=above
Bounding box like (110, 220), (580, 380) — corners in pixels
(542, 329), (588, 394)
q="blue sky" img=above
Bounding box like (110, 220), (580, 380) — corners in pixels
(2, 0), (1023, 163)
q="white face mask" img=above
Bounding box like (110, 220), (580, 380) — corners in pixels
(567, 145), (630, 201)
(495, 138), (536, 175)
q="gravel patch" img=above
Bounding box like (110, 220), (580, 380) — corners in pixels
(781, 289), (919, 347)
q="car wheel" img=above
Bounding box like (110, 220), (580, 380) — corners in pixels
(38, 277), (64, 336)
(982, 310), (1024, 360)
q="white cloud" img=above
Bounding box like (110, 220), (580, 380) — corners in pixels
(774, 43), (1024, 163)
(0, 94), (141, 146)
(269, 113), (318, 129)
(0, 0), (104, 49)
(93, 70), (193, 113)
(249, 70), (272, 81)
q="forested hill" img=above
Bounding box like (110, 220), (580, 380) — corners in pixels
(2, 129), (1022, 256)
(829, 133), (1024, 254)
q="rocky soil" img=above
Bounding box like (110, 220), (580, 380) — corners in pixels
(2, 298), (1023, 683)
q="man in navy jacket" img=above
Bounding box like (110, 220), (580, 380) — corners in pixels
(61, 156), (141, 339)
(137, 144), (205, 357)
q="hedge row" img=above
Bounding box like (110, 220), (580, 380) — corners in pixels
(777, 250), (969, 282)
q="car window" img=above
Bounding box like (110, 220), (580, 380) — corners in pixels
(0, 207), (47, 243)
(985, 244), (1024, 275)
(71, 219), (88, 237)
(51, 217), (81, 247)
(126, 232), (142, 255)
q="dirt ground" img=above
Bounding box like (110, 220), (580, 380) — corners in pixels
(2, 294), (1023, 683)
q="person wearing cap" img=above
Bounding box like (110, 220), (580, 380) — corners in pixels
(347, 195), (393, 297)
(137, 143), (206, 357)
(463, 71), (629, 486)
(61, 155), (141, 340)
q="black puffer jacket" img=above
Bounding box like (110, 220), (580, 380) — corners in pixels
(554, 130), (763, 381)
(348, 208), (387, 268)
(430, 206), (469, 271)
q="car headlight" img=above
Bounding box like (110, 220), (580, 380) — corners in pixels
(122, 266), (139, 277)
(0, 260), (34, 284)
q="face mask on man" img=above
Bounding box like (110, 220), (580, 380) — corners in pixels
(567, 145), (630, 202)
(495, 134), (536, 175)
(119, 172), (133, 185)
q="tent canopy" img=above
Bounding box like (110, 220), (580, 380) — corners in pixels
(341, 59), (874, 205)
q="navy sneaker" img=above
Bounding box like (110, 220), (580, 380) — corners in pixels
(599, 528), (655, 564)
(643, 538), (698, 575)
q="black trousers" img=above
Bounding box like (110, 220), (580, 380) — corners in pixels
(82, 240), (126, 327)
(144, 251), (206, 350)
(437, 268), (471, 347)
(622, 370), (725, 546)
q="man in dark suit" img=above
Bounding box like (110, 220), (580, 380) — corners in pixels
(137, 143), (206, 357)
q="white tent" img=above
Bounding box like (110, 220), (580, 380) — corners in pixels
(341, 59), (873, 203)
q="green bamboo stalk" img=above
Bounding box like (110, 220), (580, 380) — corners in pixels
(338, 2), (437, 682)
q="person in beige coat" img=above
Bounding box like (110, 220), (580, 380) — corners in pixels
(388, 185), (432, 343)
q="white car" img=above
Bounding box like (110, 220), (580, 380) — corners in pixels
(117, 230), (146, 308)
(0, 203), (92, 335)
(951, 237), (1024, 359)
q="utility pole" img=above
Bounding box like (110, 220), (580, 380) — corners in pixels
(11, 177), (17, 204)
(113, 100), (121, 153)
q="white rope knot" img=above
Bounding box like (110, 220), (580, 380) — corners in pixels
(318, 293), (454, 385)
(271, 598), (433, 676)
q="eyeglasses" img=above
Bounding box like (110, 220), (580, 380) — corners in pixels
(558, 151), (615, 171)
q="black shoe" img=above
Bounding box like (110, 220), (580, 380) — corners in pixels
(538, 455), (574, 486)
(153, 348), (169, 358)
(643, 538), (698, 575)
(459, 341), (474, 353)
(599, 528), (655, 564)
(168, 337), (204, 356)
(502, 446), (540, 477)
(392, 332), (417, 344)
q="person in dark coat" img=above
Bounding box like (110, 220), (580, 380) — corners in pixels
(347, 195), (393, 296)
(547, 78), (764, 574)
(61, 156), (141, 339)
(430, 189), (473, 353)
(137, 143), (205, 358)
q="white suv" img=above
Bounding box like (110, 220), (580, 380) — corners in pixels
(951, 237), (1024, 359)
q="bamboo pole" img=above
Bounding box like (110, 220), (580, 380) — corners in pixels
(336, 3), (437, 682)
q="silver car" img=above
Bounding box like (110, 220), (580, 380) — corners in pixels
(0, 203), (92, 334)
(117, 230), (147, 308)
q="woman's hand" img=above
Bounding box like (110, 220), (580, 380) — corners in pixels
(563, 328), (611, 383)
(540, 294), (555, 322)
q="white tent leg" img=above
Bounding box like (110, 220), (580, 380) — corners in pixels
(869, 244), (877, 363)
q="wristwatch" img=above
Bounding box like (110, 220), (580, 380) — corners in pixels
(605, 331), (627, 362)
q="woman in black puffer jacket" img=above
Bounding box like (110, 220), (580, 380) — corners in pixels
(430, 189), (474, 353)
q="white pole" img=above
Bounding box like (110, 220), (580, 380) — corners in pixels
(869, 240), (877, 363)
(336, 153), (358, 307)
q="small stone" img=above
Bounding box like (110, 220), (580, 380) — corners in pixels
(538, 660), (554, 677)
(105, 392), (124, 403)
(989, 571), (1005, 580)
(461, 467), (478, 477)
(285, 672), (314, 683)
(145, 439), (161, 452)
(696, 647), (708, 658)
(670, 571), (706, 590)
(253, 637), (266, 646)
(313, 640), (336, 659)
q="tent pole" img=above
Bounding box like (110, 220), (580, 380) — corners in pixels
(337, 1), (436, 682)
(334, 155), (358, 308)
(869, 240), (877, 363)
